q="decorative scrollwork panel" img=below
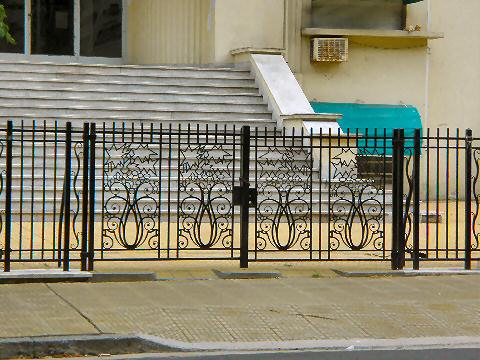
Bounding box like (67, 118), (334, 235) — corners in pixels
(71, 142), (85, 250)
(178, 144), (234, 250)
(255, 147), (312, 252)
(0, 140), (4, 253)
(329, 147), (386, 252)
(102, 143), (160, 251)
(403, 148), (415, 251)
(472, 148), (480, 250)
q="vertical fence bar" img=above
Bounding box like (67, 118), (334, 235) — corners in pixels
(4, 121), (13, 272)
(464, 128), (473, 270)
(88, 123), (96, 271)
(398, 129), (406, 269)
(41, 121), (46, 259)
(30, 121), (35, 260)
(413, 129), (421, 270)
(19, 121), (24, 259)
(391, 129), (400, 270)
(240, 126), (251, 268)
(392, 129), (405, 270)
(81, 124), (90, 271)
(63, 123), (72, 271)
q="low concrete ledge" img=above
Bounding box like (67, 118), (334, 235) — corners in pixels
(90, 272), (157, 283)
(334, 269), (480, 278)
(230, 47), (285, 56)
(0, 270), (161, 284)
(0, 269), (92, 284)
(0, 334), (179, 360)
(1, 334), (479, 359)
(231, 47), (285, 69)
(213, 269), (281, 280)
(283, 113), (342, 133)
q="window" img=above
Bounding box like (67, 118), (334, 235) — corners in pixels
(357, 156), (393, 184)
(0, 0), (123, 58)
(0, 1), (25, 53)
(311, 0), (406, 30)
(31, 0), (74, 55)
(80, 0), (122, 58)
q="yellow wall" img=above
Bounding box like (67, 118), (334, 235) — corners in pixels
(428, 0), (480, 133)
(126, 0), (480, 135)
(213, 0), (285, 64)
(127, 0), (285, 65)
(127, 0), (213, 65)
(284, 0), (431, 123)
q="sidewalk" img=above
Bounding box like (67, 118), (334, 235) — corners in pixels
(0, 267), (479, 343)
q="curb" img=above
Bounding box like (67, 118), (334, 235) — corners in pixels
(0, 334), (179, 360)
(334, 269), (480, 277)
(0, 270), (158, 284)
(213, 269), (281, 279)
(1, 334), (479, 359)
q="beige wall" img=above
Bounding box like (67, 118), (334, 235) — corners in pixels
(127, 0), (213, 65)
(428, 0), (480, 133)
(283, 0), (431, 123)
(126, 0), (480, 135)
(127, 0), (285, 65)
(213, 0), (285, 64)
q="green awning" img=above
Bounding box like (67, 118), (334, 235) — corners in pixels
(311, 102), (423, 155)
(403, 0), (424, 4)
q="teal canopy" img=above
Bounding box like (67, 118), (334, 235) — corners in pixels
(311, 102), (423, 155)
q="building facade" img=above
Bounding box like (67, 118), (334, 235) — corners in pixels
(0, 0), (478, 133)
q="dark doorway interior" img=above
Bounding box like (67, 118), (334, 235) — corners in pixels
(31, 0), (74, 55)
(80, 0), (122, 58)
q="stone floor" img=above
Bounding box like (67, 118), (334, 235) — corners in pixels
(0, 272), (479, 343)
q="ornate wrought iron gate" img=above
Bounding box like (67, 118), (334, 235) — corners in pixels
(0, 121), (478, 271)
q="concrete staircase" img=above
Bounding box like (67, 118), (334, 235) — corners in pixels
(0, 61), (391, 238)
(0, 61), (275, 127)
(3, 135), (392, 224)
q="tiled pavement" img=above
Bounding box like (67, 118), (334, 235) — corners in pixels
(0, 274), (479, 343)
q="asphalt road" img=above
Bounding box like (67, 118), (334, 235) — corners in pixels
(82, 348), (480, 360)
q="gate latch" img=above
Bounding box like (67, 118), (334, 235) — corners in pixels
(233, 186), (257, 208)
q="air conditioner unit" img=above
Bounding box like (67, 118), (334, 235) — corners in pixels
(311, 38), (348, 62)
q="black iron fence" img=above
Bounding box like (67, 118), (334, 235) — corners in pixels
(0, 121), (478, 271)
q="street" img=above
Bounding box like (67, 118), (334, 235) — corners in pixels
(77, 348), (480, 360)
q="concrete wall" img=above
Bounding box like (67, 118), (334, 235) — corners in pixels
(213, 0), (285, 64)
(127, 0), (213, 65)
(125, 0), (480, 136)
(427, 0), (480, 133)
(127, 0), (285, 65)
(285, 0), (430, 123)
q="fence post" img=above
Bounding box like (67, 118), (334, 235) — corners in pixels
(88, 123), (96, 271)
(239, 126), (251, 268)
(465, 128), (473, 270)
(63, 123), (72, 272)
(412, 129), (421, 270)
(4, 121), (13, 272)
(391, 129), (405, 270)
(80, 123), (90, 271)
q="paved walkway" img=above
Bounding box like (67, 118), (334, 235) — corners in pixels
(0, 271), (479, 343)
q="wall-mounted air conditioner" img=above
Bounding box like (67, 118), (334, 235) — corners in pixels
(311, 38), (348, 62)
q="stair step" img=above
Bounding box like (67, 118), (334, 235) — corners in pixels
(0, 99), (269, 114)
(0, 72), (256, 87)
(0, 60), (251, 76)
(0, 80), (261, 96)
(0, 89), (265, 105)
